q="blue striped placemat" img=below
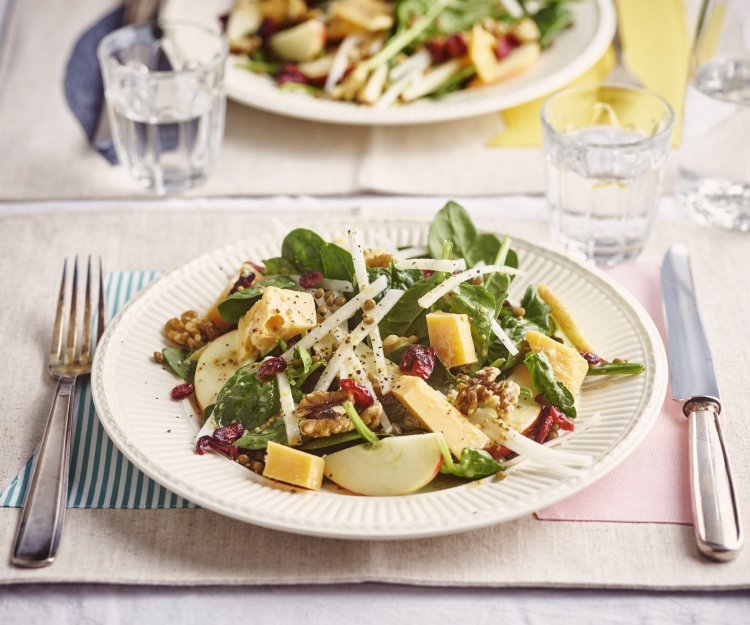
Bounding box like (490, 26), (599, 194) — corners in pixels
(0, 271), (196, 509)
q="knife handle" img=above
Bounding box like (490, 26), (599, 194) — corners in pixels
(686, 399), (743, 561)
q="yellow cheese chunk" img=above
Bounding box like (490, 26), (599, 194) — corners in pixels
(526, 330), (589, 398)
(391, 376), (489, 458)
(426, 311), (477, 369)
(262, 441), (325, 491)
(237, 287), (316, 361)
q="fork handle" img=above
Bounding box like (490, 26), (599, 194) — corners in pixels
(12, 377), (76, 567)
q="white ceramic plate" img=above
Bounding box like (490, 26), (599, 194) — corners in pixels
(162, 0), (616, 125)
(92, 219), (667, 540)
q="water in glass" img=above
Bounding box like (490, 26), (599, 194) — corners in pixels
(545, 126), (667, 265)
(677, 59), (750, 231)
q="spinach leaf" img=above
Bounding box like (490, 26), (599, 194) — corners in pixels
(428, 200), (478, 260)
(280, 228), (355, 281)
(367, 263), (423, 292)
(212, 364), (281, 430)
(378, 278), (437, 341)
(440, 447), (504, 479)
(234, 418), (287, 450)
(430, 65), (477, 98)
(262, 257), (297, 276)
(520, 285), (553, 335)
(162, 347), (195, 382)
(286, 346), (326, 388)
(524, 351), (576, 418)
(465, 232), (502, 267)
(441, 283), (496, 366)
(217, 275), (298, 324)
(530, 2), (575, 48)
(487, 315), (529, 372)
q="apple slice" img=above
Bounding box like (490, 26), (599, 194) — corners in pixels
(270, 20), (327, 63)
(324, 433), (444, 496)
(194, 330), (242, 411)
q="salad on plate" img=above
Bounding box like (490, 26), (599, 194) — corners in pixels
(157, 201), (643, 496)
(223, 0), (578, 107)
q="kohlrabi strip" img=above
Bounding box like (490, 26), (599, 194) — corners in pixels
(314, 289), (404, 392)
(348, 227), (392, 394)
(276, 370), (301, 446)
(417, 264), (521, 309)
(490, 319), (519, 356)
(281, 275), (388, 361)
(394, 258), (467, 272)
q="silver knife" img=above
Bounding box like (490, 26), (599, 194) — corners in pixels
(93, 0), (161, 152)
(662, 244), (742, 561)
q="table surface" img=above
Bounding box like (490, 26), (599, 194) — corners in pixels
(1, 0), (748, 617)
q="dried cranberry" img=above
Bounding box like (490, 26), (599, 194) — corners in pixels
(170, 383), (194, 400)
(485, 443), (514, 460)
(249, 262), (265, 274)
(581, 352), (607, 366)
(195, 436), (238, 458)
(256, 17), (277, 41)
(339, 379), (374, 407)
(217, 12), (229, 32)
(230, 273), (255, 294)
(399, 345), (437, 381)
(421, 269), (435, 278)
(277, 65), (309, 85)
(427, 40), (448, 63)
(257, 356), (287, 379)
(535, 409), (555, 444)
(212, 422), (245, 445)
(550, 405), (574, 431)
(444, 34), (468, 59)
(495, 34), (519, 60)
(298, 270), (324, 288)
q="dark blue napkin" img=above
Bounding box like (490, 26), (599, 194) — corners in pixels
(64, 5), (125, 164)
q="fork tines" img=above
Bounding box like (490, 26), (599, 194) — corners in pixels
(50, 257), (106, 371)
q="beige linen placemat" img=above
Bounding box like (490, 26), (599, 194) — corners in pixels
(0, 206), (748, 588)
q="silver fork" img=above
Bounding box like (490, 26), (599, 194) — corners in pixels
(11, 257), (105, 568)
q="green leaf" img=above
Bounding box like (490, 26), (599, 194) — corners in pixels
(441, 447), (504, 479)
(300, 431), (387, 452)
(531, 3), (575, 48)
(162, 347), (195, 382)
(280, 228), (355, 282)
(212, 364), (282, 430)
(262, 257), (297, 276)
(234, 418), (287, 450)
(343, 401), (379, 445)
(378, 278), (437, 341)
(217, 275), (298, 324)
(520, 285), (553, 335)
(428, 200), (478, 260)
(524, 351), (576, 418)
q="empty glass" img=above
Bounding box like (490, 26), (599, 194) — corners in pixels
(542, 84), (674, 265)
(98, 22), (227, 193)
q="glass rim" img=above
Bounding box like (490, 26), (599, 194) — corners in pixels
(540, 82), (675, 148)
(97, 20), (228, 79)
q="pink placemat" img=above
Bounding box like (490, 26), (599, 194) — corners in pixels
(536, 262), (692, 524)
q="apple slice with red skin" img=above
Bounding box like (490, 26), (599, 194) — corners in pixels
(323, 433), (445, 496)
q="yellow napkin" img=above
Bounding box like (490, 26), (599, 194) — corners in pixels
(488, 0), (690, 147)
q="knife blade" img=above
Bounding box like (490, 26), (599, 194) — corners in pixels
(662, 244), (742, 561)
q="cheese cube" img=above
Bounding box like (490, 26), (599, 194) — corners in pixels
(392, 376), (489, 458)
(262, 441), (325, 491)
(426, 311), (477, 369)
(237, 287), (316, 361)
(526, 330), (588, 397)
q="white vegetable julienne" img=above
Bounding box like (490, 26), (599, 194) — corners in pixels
(347, 226), (392, 394)
(389, 49), (431, 82)
(281, 275), (388, 360)
(319, 278), (354, 293)
(194, 414), (217, 444)
(416, 264), (521, 309)
(348, 351), (393, 433)
(276, 370), (301, 446)
(375, 53), (431, 109)
(325, 34), (361, 92)
(490, 318), (519, 356)
(499, 424), (593, 472)
(315, 289), (404, 392)
(394, 258), (467, 272)
(501, 0), (524, 18)
(401, 59), (463, 102)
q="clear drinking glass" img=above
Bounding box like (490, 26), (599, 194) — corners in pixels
(98, 22), (227, 193)
(678, 0), (750, 231)
(541, 84), (674, 266)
